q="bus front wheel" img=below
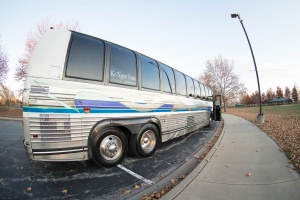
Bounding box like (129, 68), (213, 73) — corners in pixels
(130, 124), (158, 158)
(92, 127), (128, 167)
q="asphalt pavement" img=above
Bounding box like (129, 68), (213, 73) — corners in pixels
(0, 117), (220, 199)
(162, 114), (300, 200)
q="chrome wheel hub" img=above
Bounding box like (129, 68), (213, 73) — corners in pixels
(100, 135), (122, 160)
(140, 130), (156, 153)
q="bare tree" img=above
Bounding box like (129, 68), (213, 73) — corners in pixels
(291, 85), (299, 103)
(276, 86), (283, 98)
(200, 55), (247, 112)
(14, 18), (80, 83)
(261, 92), (267, 104)
(250, 91), (260, 105)
(0, 38), (9, 85)
(0, 84), (15, 107)
(240, 93), (250, 105)
(284, 86), (291, 99)
(266, 88), (275, 101)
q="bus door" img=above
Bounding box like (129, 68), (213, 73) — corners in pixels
(213, 95), (222, 121)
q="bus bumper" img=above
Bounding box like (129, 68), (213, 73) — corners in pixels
(23, 140), (33, 160)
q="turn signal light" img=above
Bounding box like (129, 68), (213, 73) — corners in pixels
(84, 107), (90, 114)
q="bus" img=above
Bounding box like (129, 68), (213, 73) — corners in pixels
(22, 29), (213, 167)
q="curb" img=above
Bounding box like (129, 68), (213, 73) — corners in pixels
(0, 117), (23, 121)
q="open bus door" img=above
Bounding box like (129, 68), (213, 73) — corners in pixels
(213, 95), (222, 121)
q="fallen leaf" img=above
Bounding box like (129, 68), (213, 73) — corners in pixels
(141, 183), (146, 187)
(61, 189), (67, 194)
(179, 175), (186, 179)
(246, 173), (252, 177)
(124, 189), (131, 194)
(154, 192), (161, 199)
(289, 169), (293, 173)
(26, 187), (32, 191)
(194, 155), (200, 159)
(170, 179), (176, 184)
(133, 185), (139, 189)
(226, 164), (231, 168)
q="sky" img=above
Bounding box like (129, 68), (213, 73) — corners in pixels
(1, 0), (300, 97)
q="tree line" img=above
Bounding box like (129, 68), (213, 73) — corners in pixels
(200, 56), (299, 111)
(240, 85), (299, 105)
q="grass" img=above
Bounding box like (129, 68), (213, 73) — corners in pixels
(229, 103), (300, 117)
(0, 107), (22, 118)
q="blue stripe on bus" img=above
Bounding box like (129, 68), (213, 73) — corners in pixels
(74, 99), (128, 109)
(74, 99), (175, 111)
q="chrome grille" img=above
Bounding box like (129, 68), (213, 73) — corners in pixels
(39, 114), (71, 141)
(30, 85), (49, 94)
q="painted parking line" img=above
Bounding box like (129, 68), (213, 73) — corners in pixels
(117, 164), (154, 185)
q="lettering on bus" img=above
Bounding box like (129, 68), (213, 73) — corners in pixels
(110, 69), (136, 85)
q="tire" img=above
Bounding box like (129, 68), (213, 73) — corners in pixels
(92, 127), (128, 167)
(129, 124), (159, 158)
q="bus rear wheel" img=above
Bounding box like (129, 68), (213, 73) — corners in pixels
(92, 127), (128, 167)
(130, 124), (158, 158)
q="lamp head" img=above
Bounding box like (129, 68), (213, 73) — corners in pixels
(231, 13), (240, 18)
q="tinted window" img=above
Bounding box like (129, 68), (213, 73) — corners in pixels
(199, 82), (206, 99)
(207, 87), (213, 101)
(174, 70), (186, 96)
(110, 44), (137, 86)
(203, 84), (207, 99)
(140, 55), (160, 90)
(160, 63), (175, 94)
(66, 34), (105, 81)
(193, 80), (200, 98)
(186, 76), (195, 97)
(207, 87), (211, 96)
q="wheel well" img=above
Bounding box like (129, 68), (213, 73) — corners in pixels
(150, 122), (161, 144)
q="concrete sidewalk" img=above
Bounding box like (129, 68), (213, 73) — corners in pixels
(162, 114), (300, 200)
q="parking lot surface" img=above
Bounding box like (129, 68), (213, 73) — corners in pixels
(0, 119), (220, 199)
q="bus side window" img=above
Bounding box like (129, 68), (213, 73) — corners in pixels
(174, 70), (186, 96)
(193, 79), (201, 99)
(140, 55), (160, 91)
(186, 76), (195, 98)
(110, 44), (137, 86)
(208, 88), (213, 101)
(160, 63), (175, 94)
(203, 85), (207, 100)
(199, 82), (206, 100)
(66, 33), (105, 81)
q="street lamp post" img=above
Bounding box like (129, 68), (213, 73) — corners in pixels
(231, 13), (264, 124)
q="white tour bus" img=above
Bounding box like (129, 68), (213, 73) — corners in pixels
(23, 29), (213, 167)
